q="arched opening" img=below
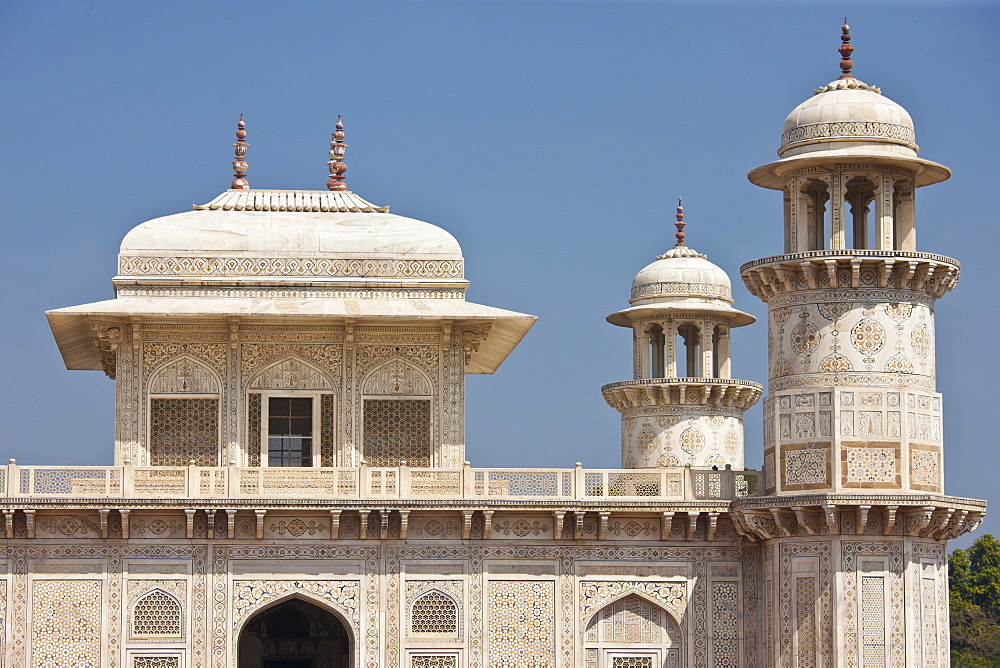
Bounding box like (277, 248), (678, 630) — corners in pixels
(675, 324), (701, 377)
(801, 179), (830, 251)
(238, 598), (351, 668)
(845, 176), (877, 249)
(648, 324), (665, 378)
(584, 593), (683, 667)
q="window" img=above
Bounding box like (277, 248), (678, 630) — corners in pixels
(267, 397), (314, 467)
(132, 589), (182, 636)
(411, 590), (459, 635)
(363, 399), (431, 467)
(149, 398), (219, 466)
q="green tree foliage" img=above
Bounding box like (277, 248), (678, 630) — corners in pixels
(951, 534), (1000, 665)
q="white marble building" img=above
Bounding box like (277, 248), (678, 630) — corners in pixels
(3, 24), (985, 668)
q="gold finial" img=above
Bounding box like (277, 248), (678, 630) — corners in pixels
(673, 197), (687, 247)
(838, 18), (855, 79)
(326, 115), (348, 192)
(231, 114), (249, 190)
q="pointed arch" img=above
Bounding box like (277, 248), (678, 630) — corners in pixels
(361, 357), (433, 396)
(131, 588), (183, 637)
(147, 354), (222, 394)
(409, 588), (460, 636)
(236, 592), (355, 668)
(582, 589), (685, 634)
(584, 592), (685, 667)
(249, 354), (335, 390)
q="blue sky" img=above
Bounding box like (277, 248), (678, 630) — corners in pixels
(0, 1), (996, 546)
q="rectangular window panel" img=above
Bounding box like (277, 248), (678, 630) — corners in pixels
(363, 399), (431, 467)
(247, 394), (261, 467)
(321, 394), (336, 467)
(267, 397), (313, 467)
(150, 398), (218, 466)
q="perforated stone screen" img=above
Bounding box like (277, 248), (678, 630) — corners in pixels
(247, 393), (261, 467)
(363, 399), (431, 467)
(133, 658), (180, 668)
(132, 590), (182, 636)
(411, 591), (458, 634)
(411, 656), (457, 668)
(612, 658), (654, 668)
(321, 393), (337, 467)
(149, 398), (218, 466)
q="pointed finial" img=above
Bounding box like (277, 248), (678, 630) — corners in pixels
(326, 115), (348, 192)
(674, 197), (686, 247)
(838, 18), (855, 79)
(231, 114), (249, 190)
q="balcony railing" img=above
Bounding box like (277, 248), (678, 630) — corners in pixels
(2, 461), (758, 502)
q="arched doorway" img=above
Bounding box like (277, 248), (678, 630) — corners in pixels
(584, 594), (683, 667)
(238, 598), (351, 668)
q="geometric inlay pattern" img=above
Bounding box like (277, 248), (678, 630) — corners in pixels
(149, 398), (218, 466)
(31, 580), (102, 666)
(846, 449), (896, 483)
(794, 577), (816, 668)
(487, 581), (555, 667)
(911, 450), (939, 487)
(363, 399), (431, 467)
(785, 450), (826, 485)
(712, 582), (739, 666)
(861, 576), (887, 667)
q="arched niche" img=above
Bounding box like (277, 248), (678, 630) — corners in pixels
(130, 588), (184, 639)
(146, 355), (222, 467)
(361, 357), (433, 397)
(361, 358), (434, 467)
(249, 355), (336, 391)
(583, 592), (684, 668)
(237, 594), (354, 668)
(147, 355), (222, 395)
(409, 588), (461, 638)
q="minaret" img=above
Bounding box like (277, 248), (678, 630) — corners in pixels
(734, 23), (985, 666)
(602, 200), (762, 469)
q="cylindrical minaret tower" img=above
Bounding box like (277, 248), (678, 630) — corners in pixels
(742, 23), (956, 498)
(602, 200), (762, 469)
(734, 23), (985, 667)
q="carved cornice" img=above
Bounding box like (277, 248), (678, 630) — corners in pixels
(601, 378), (762, 412)
(731, 494), (986, 542)
(740, 251), (959, 302)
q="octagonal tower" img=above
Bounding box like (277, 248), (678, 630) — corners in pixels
(603, 201), (762, 469)
(734, 23), (985, 667)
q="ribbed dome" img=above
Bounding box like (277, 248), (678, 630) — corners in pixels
(630, 246), (732, 307)
(779, 78), (917, 159)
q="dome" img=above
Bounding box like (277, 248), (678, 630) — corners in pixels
(630, 246), (732, 307)
(607, 245), (755, 328)
(748, 24), (950, 189)
(115, 189), (465, 287)
(779, 78), (917, 159)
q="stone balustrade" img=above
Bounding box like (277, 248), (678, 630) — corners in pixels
(2, 461), (759, 502)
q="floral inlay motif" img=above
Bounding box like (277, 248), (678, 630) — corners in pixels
(790, 321), (821, 357)
(636, 427), (656, 454)
(911, 324), (930, 360)
(884, 302), (913, 324)
(679, 427), (705, 455)
(818, 353), (852, 372)
(850, 318), (886, 356)
(884, 353), (914, 374)
(817, 302), (850, 322)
